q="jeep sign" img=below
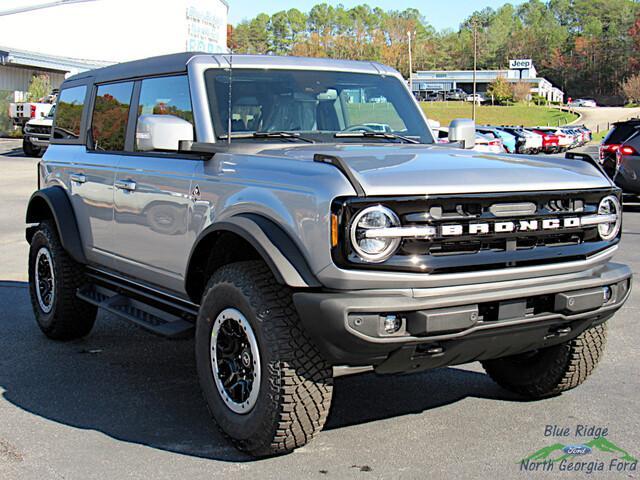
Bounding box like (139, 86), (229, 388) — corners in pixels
(509, 59), (533, 69)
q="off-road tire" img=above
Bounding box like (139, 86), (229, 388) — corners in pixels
(481, 323), (607, 399)
(22, 138), (41, 157)
(195, 261), (333, 457)
(28, 221), (97, 340)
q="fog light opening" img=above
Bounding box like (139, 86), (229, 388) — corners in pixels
(603, 286), (613, 303)
(383, 315), (402, 334)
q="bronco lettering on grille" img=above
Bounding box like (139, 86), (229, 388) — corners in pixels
(441, 217), (581, 236)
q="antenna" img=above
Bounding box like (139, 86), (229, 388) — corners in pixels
(227, 51), (233, 145)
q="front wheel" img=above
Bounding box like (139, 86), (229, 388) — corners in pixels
(195, 261), (333, 456)
(481, 323), (607, 399)
(22, 138), (41, 157)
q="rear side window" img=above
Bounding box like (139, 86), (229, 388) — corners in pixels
(605, 123), (640, 144)
(53, 85), (86, 140)
(626, 131), (640, 149)
(91, 82), (134, 151)
(135, 75), (194, 151)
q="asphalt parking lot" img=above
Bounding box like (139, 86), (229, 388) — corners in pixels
(0, 139), (638, 479)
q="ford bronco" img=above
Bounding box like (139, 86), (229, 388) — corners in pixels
(26, 53), (632, 456)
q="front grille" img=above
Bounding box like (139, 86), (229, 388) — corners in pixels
(26, 125), (51, 135)
(333, 189), (618, 273)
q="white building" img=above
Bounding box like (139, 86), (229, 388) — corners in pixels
(0, 0), (228, 97)
(413, 59), (564, 103)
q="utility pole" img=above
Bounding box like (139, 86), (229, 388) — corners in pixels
(407, 31), (414, 95)
(472, 19), (478, 121)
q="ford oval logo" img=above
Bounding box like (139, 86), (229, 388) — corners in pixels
(563, 444), (592, 456)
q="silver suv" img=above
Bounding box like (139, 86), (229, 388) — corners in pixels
(26, 53), (632, 457)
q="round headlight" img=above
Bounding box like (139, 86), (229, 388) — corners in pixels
(597, 195), (621, 241)
(350, 205), (401, 263)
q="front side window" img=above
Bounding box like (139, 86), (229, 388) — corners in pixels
(205, 69), (432, 143)
(53, 86), (86, 139)
(91, 82), (133, 151)
(135, 75), (194, 151)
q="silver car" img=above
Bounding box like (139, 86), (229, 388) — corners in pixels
(26, 53), (632, 457)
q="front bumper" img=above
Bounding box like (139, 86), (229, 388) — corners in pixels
(294, 262), (632, 374)
(24, 134), (50, 148)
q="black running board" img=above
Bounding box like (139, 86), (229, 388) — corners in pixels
(77, 284), (195, 338)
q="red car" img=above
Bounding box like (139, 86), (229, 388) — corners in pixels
(530, 128), (560, 154)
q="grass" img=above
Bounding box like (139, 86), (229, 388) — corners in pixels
(420, 102), (578, 127)
(591, 129), (610, 143)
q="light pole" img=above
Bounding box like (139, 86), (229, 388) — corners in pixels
(472, 19), (478, 121)
(407, 31), (414, 95)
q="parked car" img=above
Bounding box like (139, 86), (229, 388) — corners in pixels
(497, 126), (543, 154)
(569, 99), (597, 108)
(536, 127), (574, 151)
(613, 130), (640, 194)
(564, 125), (591, 147)
(529, 128), (561, 153)
(600, 119), (640, 178)
(477, 126), (517, 153)
(465, 93), (486, 103)
(26, 53), (631, 457)
(474, 132), (504, 153)
(425, 91), (445, 101)
(22, 105), (55, 157)
(558, 127), (583, 149)
(445, 88), (466, 101)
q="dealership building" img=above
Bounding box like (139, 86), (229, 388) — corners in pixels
(412, 60), (564, 103)
(0, 0), (229, 99)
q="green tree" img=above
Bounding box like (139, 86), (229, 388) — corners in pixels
(231, 0), (640, 100)
(488, 76), (514, 104)
(27, 74), (51, 102)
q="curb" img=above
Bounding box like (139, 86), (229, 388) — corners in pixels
(558, 106), (584, 126)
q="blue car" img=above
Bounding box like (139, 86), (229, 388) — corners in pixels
(477, 126), (517, 154)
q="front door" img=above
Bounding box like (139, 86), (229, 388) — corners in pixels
(110, 75), (198, 293)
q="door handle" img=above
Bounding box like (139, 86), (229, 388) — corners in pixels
(115, 179), (137, 191)
(70, 173), (86, 184)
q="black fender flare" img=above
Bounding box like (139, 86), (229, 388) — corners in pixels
(185, 213), (321, 300)
(26, 186), (86, 264)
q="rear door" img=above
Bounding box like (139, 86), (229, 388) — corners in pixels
(79, 81), (136, 266)
(50, 82), (121, 268)
(110, 75), (198, 293)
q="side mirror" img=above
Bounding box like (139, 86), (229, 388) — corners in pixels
(449, 118), (476, 149)
(136, 114), (194, 152)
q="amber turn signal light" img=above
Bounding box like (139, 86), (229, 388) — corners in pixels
(331, 214), (339, 247)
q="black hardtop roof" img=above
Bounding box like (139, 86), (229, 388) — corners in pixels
(64, 51), (208, 85)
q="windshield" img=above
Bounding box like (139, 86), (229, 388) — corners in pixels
(205, 69), (433, 143)
(46, 105), (56, 118)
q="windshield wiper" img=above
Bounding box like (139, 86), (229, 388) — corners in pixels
(334, 132), (420, 144)
(217, 131), (315, 143)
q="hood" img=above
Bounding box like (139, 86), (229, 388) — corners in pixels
(260, 143), (612, 196)
(26, 118), (53, 127)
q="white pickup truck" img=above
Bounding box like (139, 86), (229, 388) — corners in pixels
(22, 105), (54, 157)
(9, 101), (54, 128)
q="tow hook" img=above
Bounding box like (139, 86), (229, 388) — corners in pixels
(545, 326), (572, 340)
(415, 344), (445, 357)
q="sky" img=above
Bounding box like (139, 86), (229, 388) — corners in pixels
(227, 0), (528, 31)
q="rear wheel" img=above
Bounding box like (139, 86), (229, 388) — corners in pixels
(481, 323), (607, 399)
(196, 261), (333, 457)
(28, 221), (97, 340)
